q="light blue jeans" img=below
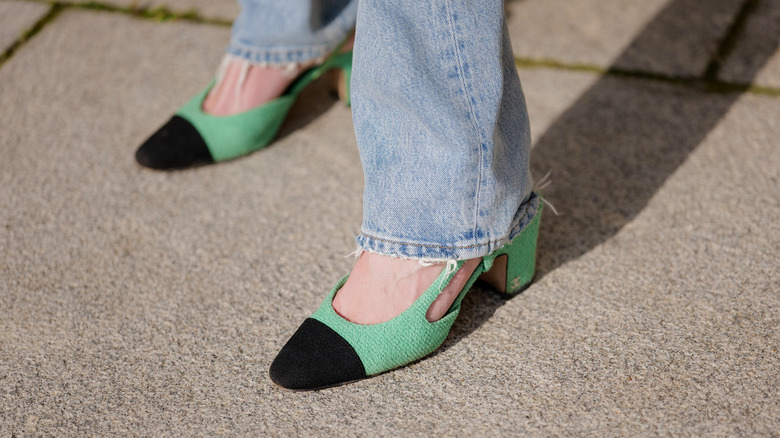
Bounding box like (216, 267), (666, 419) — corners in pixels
(230, 0), (539, 261)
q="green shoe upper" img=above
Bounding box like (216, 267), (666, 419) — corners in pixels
(176, 50), (353, 163)
(311, 260), (475, 376)
(310, 199), (542, 376)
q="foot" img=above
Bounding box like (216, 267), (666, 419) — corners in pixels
(333, 252), (482, 325)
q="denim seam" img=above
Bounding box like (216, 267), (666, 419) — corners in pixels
(357, 193), (537, 259)
(444, 0), (485, 250)
(359, 232), (491, 250)
(358, 201), (529, 250)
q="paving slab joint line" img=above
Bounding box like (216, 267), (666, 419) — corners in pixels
(514, 56), (780, 98)
(13, 0), (232, 25)
(704, 0), (761, 81)
(61, 0), (232, 26)
(0, 2), (63, 68)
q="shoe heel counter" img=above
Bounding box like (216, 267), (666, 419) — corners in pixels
(342, 64), (352, 106)
(504, 204), (541, 293)
(481, 202), (542, 294)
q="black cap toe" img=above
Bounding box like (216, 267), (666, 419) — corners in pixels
(135, 115), (214, 170)
(270, 318), (366, 390)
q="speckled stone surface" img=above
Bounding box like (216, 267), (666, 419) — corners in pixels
(1, 1), (779, 436)
(0, 0), (50, 53)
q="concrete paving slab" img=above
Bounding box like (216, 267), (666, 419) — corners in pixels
(518, 68), (599, 139)
(1, 5), (779, 437)
(719, 0), (780, 88)
(507, 0), (744, 78)
(0, 8), (357, 435)
(521, 71), (780, 434)
(531, 136), (774, 434)
(0, 0), (50, 53)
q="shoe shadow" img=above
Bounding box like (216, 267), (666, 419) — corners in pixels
(434, 283), (512, 356)
(444, 0), (779, 348)
(274, 73), (343, 142)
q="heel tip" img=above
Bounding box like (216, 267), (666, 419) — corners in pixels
(505, 274), (535, 295)
(482, 274), (533, 296)
(504, 273), (535, 295)
(328, 70), (349, 104)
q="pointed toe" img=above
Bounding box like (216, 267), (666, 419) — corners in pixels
(269, 318), (366, 390)
(135, 115), (214, 170)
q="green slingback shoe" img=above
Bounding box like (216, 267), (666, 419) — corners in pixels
(269, 198), (542, 390)
(135, 50), (352, 170)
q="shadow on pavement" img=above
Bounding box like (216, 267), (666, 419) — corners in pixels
(446, 0), (780, 346)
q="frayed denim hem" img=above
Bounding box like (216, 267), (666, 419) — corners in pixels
(226, 41), (335, 67)
(355, 192), (541, 261)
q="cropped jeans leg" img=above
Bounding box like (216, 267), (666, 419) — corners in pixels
(352, 0), (539, 261)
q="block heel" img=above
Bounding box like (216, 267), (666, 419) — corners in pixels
(480, 200), (542, 294)
(328, 53), (352, 106)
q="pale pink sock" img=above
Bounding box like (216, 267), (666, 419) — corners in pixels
(202, 59), (305, 116)
(203, 33), (355, 116)
(333, 253), (481, 325)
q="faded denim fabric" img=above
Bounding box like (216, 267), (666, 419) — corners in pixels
(228, 0), (358, 65)
(352, 0), (538, 260)
(228, 0), (537, 260)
